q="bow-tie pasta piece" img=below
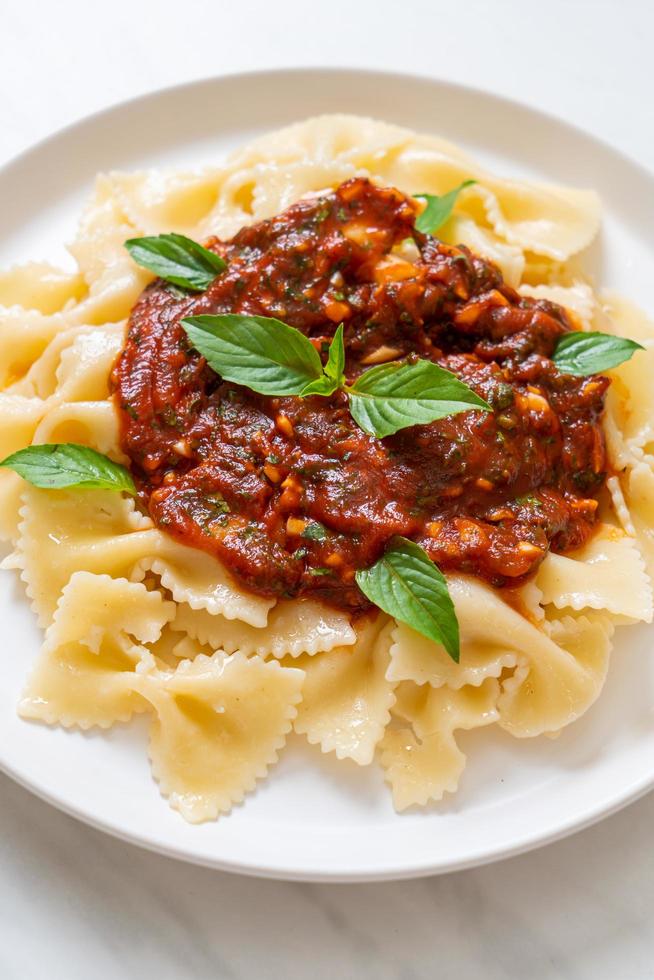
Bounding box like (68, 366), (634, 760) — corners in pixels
(380, 679), (500, 811)
(0, 261), (85, 315)
(597, 291), (654, 343)
(467, 180), (600, 262)
(0, 322), (129, 542)
(20, 572), (174, 729)
(130, 533), (274, 627)
(9, 329), (63, 398)
(7, 484), (274, 629)
(33, 400), (124, 459)
(387, 576), (523, 690)
(172, 597), (355, 659)
(10, 322), (123, 405)
(232, 114), (414, 172)
(289, 615), (396, 766)
(388, 623), (519, 691)
(51, 324), (125, 402)
(498, 613), (614, 738)
(0, 395), (50, 456)
(0, 308), (71, 391)
(519, 579), (547, 624)
(241, 115), (599, 261)
(107, 170), (223, 239)
(605, 475), (636, 537)
(625, 463), (654, 577)
(535, 524), (653, 622)
(148, 628), (212, 668)
(0, 397), (50, 540)
(444, 214), (524, 287)
(0, 271), (140, 394)
(0, 399), (124, 546)
(386, 575), (546, 690)
(7, 487), (159, 626)
(597, 295), (654, 453)
(602, 383), (642, 472)
(388, 574), (614, 739)
(223, 161), (358, 232)
(68, 176), (152, 318)
(5, 322), (122, 403)
(141, 652), (304, 822)
(376, 145), (598, 262)
(609, 345), (654, 453)
(0, 471), (24, 543)
(211, 114), (405, 233)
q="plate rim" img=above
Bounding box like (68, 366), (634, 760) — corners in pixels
(2, 65), (653, 882)
(3, 740), (654, 882)
(3, 65), (653, 184)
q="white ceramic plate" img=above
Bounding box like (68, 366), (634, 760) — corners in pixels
(2, 68), (654, 882)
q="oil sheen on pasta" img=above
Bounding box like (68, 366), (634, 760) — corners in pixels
(115, 178), (608, 611)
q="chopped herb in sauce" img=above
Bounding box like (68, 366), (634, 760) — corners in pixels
(301, 521), (328, 541)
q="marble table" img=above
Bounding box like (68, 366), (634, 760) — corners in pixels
(3, 771), (654, 978)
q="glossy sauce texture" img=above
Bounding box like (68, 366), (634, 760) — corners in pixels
(115, 179), (608, 610)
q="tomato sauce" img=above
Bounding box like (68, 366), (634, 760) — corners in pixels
(114, 178), (609, 610)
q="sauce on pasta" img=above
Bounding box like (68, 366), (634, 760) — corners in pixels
(114, 178), (609, 610)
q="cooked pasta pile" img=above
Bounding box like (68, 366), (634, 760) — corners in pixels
(1, 116), (652, 822)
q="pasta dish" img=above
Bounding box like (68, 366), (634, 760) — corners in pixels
(1, 115), (651, 821)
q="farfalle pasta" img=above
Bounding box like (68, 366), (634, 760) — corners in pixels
(289, 616), (396, 766)
(1, 114), (653, 821)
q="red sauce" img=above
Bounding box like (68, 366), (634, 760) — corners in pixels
(114, 178), (609, 611)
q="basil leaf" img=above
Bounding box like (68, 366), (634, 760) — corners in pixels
(324, 324), (345, 384)
(301, 375), (340, 397)
(182, 314), (489, 437)
(181, 314), (323, 395)
(300, 324), (345, 396)
(124, 233), (227, 291)
(0, 444), (136, 493)
(552, 331), (644, 376)
(414, 181), (476, 234)
(355, 537), (459, 661)
(348, 359), (490, 438)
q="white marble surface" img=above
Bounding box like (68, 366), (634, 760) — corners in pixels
(3, 771), (654, 978)
(3, 0), (654, 976)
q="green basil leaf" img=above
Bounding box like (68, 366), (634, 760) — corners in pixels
(355, 537), (459, 661)
(124, 233), (227, 291)
(324, 323), (345, 384)
(300, 324), (345, 397)
(348, 359), (491, 438)
(414, 180), (476, 234)
(552, 331), (644, 376)
(181, 314), (323, 395)
(0, 444), (136, 493)
(301, 375), (340, 397)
